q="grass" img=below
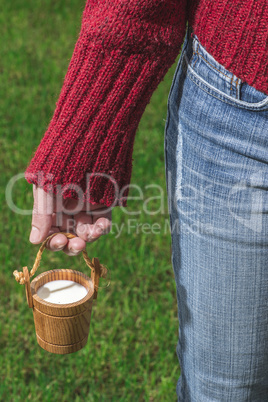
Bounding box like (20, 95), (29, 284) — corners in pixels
(0, 1), (181, 400)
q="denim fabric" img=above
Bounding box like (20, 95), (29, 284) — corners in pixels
(164, 27), (268, 401)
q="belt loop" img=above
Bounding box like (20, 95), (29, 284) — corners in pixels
(192, 34), (197, 54)
(193, 39), (197, 55)
(235, 77), (242, 100)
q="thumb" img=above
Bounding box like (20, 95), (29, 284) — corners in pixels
(30, 185), (54, 244)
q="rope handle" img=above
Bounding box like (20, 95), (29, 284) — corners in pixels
(13, 232), (108, 285)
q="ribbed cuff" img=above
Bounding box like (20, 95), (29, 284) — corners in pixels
(25, 0), (187, 207)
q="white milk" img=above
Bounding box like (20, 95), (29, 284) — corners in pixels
(37, 280), (88, 304)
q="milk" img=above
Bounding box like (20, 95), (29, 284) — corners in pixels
(37, 280), (88, 304)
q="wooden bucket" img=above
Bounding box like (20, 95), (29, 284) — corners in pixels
(14, 233), (107, 355)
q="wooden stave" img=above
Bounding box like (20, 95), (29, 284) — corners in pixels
(36, 333), (89, 355)
(33, 306), (92, 345)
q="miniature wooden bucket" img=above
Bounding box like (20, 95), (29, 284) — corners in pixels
(13, 233), (107, 355)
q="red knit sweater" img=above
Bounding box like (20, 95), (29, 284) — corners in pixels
(25, 0), (268, 207)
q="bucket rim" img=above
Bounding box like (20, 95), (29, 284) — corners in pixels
(30, 269), (94, 309)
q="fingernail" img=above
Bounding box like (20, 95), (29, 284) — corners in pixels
(29, 227), (40, 243)
(69, 248), (80, 255)
(92, 227), (104, 238)
(54, 243), (65, 250)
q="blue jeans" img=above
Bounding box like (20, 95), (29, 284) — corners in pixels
(164, 28), (268, 401)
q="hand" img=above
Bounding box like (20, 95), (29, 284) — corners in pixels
(29, 185), (112, 255)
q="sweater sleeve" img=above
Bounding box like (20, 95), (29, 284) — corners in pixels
(25, 0), (187, 207)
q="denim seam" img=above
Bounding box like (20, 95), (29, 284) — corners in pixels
(192, 54), (198, 69)
(195, 46), (232, 81)
(186, 62), (268, 110)
(165, 35), (189, 136)
(191, 43), (199, 69)
(188, 72), (257, 110)
(235, 78), (237, 98)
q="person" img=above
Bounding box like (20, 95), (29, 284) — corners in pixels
(26, 1), (268, 400)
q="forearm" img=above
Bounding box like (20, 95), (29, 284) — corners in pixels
(25, 0), (187, 207)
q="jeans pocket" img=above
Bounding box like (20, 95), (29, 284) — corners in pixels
(184, 37), (268, 112)
(240, 82), (268, 104)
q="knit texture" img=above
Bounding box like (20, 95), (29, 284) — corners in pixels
(25, 0), (187, 207)
(188, 0), (268, 94)
(26, 0), (268, 207)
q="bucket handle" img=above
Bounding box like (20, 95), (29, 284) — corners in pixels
(13, 232), (108, 303)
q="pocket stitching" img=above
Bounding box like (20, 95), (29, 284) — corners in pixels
(186, 61), (268, 111)
(195, 46), (231, 81)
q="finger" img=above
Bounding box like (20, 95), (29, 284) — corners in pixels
(46, 213), (64, 241)
(62, 236), (86, 256)
(75, 209), (112, 242)
(30, 186), (54, 244)
(75, 212), (105, 242)
(75, 212), (93, 241)
(46, 233), (68, 252)
(92, 208), (112, 233)
(92, 214), (112, 235)
(46, 213), (74, 252)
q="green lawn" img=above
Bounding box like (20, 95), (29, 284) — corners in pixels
(0, 1), (181, 400)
